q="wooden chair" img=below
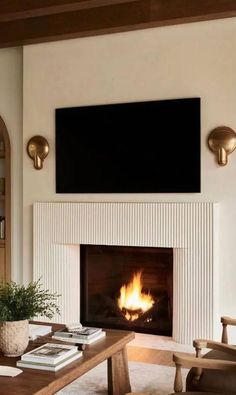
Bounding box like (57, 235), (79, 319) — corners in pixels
(173, 316), (236, 393)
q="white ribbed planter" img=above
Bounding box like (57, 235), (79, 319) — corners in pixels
(33, 202), (218, 344)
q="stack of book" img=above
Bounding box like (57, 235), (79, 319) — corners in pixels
(52, 326), (105, 344)
(16, 343), (82, 372)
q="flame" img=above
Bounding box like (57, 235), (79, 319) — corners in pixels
(118, 271), (154, 321)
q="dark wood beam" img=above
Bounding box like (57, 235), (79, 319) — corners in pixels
(0, 0), (136, 22)
(0, 1), (149, 48)
(0, 0), (236, 48)
(150, 0), (236, 24)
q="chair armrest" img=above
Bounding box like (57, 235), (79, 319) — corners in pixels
(193, 339), (236, 357)
(173, 352), (236, 370)
(221, 316), (236, 344)
(221, 316), (236, 326)
(173, 352), (236, 393)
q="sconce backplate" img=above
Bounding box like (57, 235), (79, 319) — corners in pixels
(208, 126), (236, 166)
(27, 135), (49, 170)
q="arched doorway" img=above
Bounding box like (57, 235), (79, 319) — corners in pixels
(0, 116), (11, 282)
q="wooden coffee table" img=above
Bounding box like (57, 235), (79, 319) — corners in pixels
(0, 324), (135, 395)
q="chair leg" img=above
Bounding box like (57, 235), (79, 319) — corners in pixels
(174, 364), (183, 393)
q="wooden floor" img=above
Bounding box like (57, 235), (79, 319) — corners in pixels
(127, 346), (193, 367)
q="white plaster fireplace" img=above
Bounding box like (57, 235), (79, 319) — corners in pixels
(33, 202), (218, 344)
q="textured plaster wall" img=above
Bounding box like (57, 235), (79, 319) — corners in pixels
(23, 17), (236, 329)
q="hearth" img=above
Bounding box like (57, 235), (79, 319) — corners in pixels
(80, 244), (173, 336)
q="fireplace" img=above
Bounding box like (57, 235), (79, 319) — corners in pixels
(80, 244), (173, 336)
(33, 202), (218, 344)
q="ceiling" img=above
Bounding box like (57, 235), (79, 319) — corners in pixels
(0, 0), (236, 48)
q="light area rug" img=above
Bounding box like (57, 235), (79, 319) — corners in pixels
(129, 333), (194, 353)
(56, 360), (188, 395)
(56, 334), (191, 395)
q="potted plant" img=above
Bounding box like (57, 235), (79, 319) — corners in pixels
(0, 279), (60, 356)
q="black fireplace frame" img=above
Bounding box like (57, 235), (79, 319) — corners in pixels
(80, 244), (173, 336)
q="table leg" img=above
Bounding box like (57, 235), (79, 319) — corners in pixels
(107, 347), (131, 395)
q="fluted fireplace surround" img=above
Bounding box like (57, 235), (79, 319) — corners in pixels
(33, 202), (218, 344)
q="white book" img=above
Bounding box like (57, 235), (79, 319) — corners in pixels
(29, 324), (52, 340)
(17, 351), (82, 372)
(54, 327), (102, 340)
(52, 331), (106, 344)
(21, 343), (78, 364)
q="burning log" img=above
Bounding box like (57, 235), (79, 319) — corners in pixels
(129, 298), (160, 325)
(120, 294), (169, 326)
(121, 307), (143, 321)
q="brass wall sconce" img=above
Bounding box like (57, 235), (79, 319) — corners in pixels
(27, 135), (49, 170)
(208, 126), (236, 166)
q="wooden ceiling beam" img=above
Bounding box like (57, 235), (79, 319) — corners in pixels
(0, 0), (137, 21)
(0, 0), (236, 48)
(150, 0), (236, 24)
(0, 0), (149, 48)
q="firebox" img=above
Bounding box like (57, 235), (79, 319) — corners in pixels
(80, 244), (173, 336)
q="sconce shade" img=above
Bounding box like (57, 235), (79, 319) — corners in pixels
(27, 135), (49, 170)
(208, 126), (236, 166)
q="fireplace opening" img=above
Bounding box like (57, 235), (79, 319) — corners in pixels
(80, 245), (173, 336)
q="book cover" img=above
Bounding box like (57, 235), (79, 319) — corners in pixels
(52, 331), (106, 344)
(21, 343), (78, 364)
(17, 351), (82, 372)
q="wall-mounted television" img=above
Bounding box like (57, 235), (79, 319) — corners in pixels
(56, 98), (201, 193)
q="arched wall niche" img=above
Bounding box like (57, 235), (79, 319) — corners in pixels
(0, 115), (11, 282)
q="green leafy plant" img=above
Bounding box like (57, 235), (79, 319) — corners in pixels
(0, 279), (60, 322)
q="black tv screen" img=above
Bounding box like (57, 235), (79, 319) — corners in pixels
(56, 98), (201, 193)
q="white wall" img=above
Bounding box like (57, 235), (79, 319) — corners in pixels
(23, 17), (236, 322)
(0, 48), (23, 282)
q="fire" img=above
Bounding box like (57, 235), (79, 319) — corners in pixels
(118, 271), (154, 321)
